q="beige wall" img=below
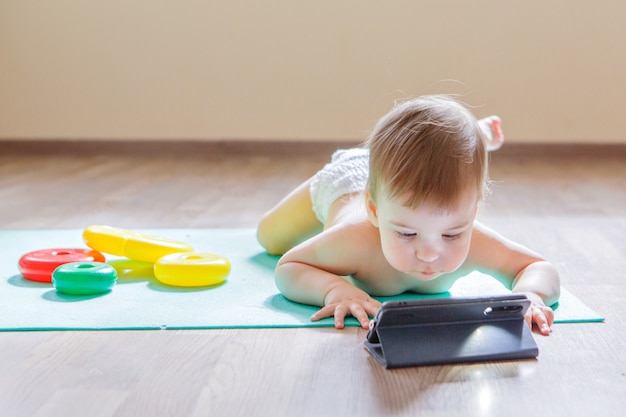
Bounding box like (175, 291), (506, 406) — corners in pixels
(1, 1), (625, 143)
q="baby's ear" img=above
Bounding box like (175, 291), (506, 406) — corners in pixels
(365, 192), (380, 228)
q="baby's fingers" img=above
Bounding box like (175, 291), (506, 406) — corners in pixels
(311, 301), (379, 330)
(348, 303), (373, 329)
(311, 305), (338, 322)
(311, 304), (349, 329)
(528, 305), (554, 336)
(343, 299), (381, 329)
(365, 299), (382, 317)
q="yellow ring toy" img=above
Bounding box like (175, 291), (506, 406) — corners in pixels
(154, 252), (230, 287)
(83, 225), (194, 263)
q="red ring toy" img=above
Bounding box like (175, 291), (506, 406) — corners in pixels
(18, 248), (106, 283)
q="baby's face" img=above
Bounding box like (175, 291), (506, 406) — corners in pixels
(368, 189), (478, 281)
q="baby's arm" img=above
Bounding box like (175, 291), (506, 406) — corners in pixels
(470, 222), (561, 336)
(511, 260), (560, 335)
(275, 261), (380, 329)
(274, 224), (381, 329)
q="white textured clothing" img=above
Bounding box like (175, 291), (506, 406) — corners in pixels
(309, 148), (370, 224)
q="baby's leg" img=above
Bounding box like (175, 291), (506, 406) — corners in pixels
(479, 116), (504, 151)
(257, 177), (323, 255)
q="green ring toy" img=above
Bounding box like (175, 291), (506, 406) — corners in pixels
(52, 262), (118, 295)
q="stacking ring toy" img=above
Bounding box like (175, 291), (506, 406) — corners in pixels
(83, 225), (193, 263)
(52, 262), (118, 295)
(18, 248), (106, 283)
(154, 252), (230, 287)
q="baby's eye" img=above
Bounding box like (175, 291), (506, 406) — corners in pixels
(396, 231), (416, 239)
(442, 233), (461, 240)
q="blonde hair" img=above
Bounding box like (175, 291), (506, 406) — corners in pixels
(366, 95), (488, 210)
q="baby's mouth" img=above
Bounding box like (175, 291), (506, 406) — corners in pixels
(415, 270), (440, 280)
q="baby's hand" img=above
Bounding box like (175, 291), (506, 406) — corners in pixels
(311, 285), (381, 329)
(525, 303), (555, 336)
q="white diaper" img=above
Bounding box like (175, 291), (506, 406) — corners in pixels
(310, 148), (370, 224)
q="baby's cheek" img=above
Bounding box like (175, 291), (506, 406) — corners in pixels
(447, 244), (471, 271)
(382, 244), (412, 272)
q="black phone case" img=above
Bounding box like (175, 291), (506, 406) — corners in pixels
(364, 294), (538, 368)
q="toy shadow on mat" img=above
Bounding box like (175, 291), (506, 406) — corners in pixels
(7, 274), (49, 289)
(7, 274), (110, 302)
(42, 289), (108, 302)
(107, 259), (157, 284)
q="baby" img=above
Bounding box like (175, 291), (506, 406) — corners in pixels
(257, 95), (560, 336)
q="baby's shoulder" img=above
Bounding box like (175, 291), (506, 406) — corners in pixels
(311, 219), (381, 260)
(329, 218), (379, 244)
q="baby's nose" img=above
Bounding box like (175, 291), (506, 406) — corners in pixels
(415, 244), (439, 263)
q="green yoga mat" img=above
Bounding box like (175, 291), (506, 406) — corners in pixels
(0, 229), (603, 331)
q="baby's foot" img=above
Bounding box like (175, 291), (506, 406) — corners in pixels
(479, 115), (504, 151)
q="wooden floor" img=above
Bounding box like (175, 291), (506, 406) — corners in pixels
(1, 141), (625, 417)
